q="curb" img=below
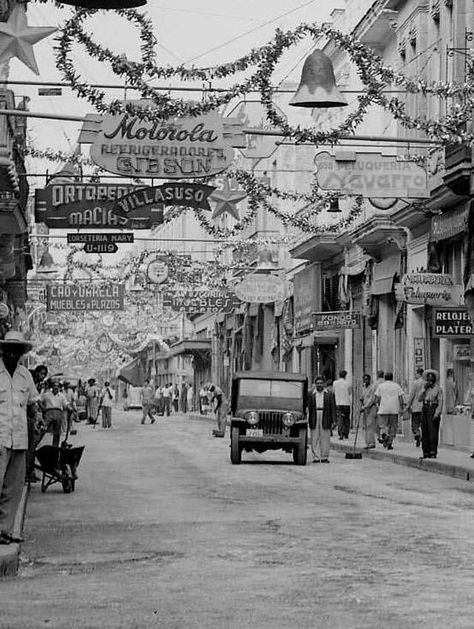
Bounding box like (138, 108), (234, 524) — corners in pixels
(331, 441), (474, 482)
(0, 483), (29, 578)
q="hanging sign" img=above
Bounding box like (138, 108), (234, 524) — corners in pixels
(294, 264), (321, 335)
(0, 303), (9, 319)
(147, 256), (169, 284)
(79, 103), (246, 179)
(233, 274), (285, 304)
(46, 283), (125, 311)
(112, 183), (215, 221)
(35, 183), (162, 229)
(453, 344), (471, 361)
(395, 273), (464, 306)
(67, 232), (134, 254)
(433, 308), (473, 337)
(312, 311), (362, 330)
(413, 337), (426, 371)
(163, 291), (240, 314)
(314, 151), (429, 198)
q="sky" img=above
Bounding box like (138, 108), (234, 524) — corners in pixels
(14, 0), (342, 175)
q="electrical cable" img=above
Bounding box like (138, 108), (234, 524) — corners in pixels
(184, 0), (319, 64)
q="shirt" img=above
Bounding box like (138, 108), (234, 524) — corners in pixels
(314, 390), (325, 411)
(418, 383), (443, 416)
(375, 381), (404, 415)
(361, 383), (377, 410)
(0, 360), (40, 450)
(407, 377), (424, 413)
(100, 386), (114, 408)
(333, 378), (351, 406)
(141, 385), (154, 404)
(41, 391), (68, 411)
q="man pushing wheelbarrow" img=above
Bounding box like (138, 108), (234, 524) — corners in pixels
(40, 381), (68, 447)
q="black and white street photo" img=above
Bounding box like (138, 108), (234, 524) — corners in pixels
(1, 1), (474, 627)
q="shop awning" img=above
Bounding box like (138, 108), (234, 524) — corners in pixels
(118, 357), (146, 387)
(168, 339), (211, 358)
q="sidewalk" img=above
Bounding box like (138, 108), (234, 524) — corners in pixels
(189, 412), (474, 482)
(0, 483), (28, 578)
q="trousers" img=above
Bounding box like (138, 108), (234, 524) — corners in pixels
(336, 405), (350, 438)
(363, 406), (377, 447)
(378, 413), (398, 447)
(101, 406), (112, 428)
(0, 447), (25, 536)
(311, 413), (330, 460)
(421, 405), (440, 457)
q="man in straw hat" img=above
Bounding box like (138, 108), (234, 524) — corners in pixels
(418, 369), (443, 459)
(0, 331), (40, 544)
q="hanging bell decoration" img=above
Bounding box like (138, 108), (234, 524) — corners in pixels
(36, 250), (58, 275)
(59, 0), (147, 8)
(290, 50), (348, 108)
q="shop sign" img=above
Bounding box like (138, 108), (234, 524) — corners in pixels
(314, 151), (429, 198)
(163, 291), (240, 314)
(453, 344), (471, 361)
(35, 183), (161, 229)
(79, 104), (245, 179)
(395, 273), (464, 307)
(433, 308), (473, 337)
(293, 264), (321, 335)
(312, 310), (362, 330)
(430, 205), (469, 242)
(67, 232), (134, 254)
(112, 183), (215, 221)
(46, 283), (125, 311)
(413, 338), (426, 371)
(27, 281), (46, 303)
(233, 274), (285, 304)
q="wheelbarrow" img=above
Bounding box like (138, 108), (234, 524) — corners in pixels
(35, 444), (85, 493)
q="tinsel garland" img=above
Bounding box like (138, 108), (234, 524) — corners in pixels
(53, 13), (474, 144)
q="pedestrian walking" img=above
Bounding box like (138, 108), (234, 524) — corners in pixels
(333, 370), (351, 440)
(180, 382), (188, 414)
(99, 381), (114, 429)
(154, 384), (164, 416)
(307, 375), (336, 463)
(25, 364), (48, 483)
(418, 369), (443, 459)
(162, 383), (172, 416)
(63, 381), (78, 439)
(406, 367), (425, 448)
(41, 381), (68, 447)
(360, 374), (377, 449)
(85, 378), (100, 425)
(172, 384), (179, 413)
(0, 331), (40, 545)
(207, 383), (228, 437)
(187, 385), (194, 413)
(199, 386), (209, 414)
(374, 372), (405, 450)
(140, 379), (156, 424)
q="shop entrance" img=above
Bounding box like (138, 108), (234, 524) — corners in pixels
(312, 343), (336, 385)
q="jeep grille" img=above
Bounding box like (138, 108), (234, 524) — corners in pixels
(259, 411), (285, 435)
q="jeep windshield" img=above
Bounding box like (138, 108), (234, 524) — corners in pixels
(239, 380), (304, 398)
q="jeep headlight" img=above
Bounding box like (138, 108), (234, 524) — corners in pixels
(282, 412), (295, 427)
(246, 411), (259, 425)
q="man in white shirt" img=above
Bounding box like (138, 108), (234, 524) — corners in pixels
(333, 370), (351, 440)
(41, 381), (68, 447)
(161, 383), (172, 417)
(375, 372), (405, 450)
(0, 331), (40, 544)
(99, 381), (114, 429)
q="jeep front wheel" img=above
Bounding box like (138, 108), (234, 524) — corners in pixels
(293, 426), (307, 465)
(230, 426), (242, 464)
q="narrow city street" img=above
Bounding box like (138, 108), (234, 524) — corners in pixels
(0, 410), (473, 629)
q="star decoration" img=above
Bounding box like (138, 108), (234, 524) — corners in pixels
(0, 6), (57, 75)
(210, 179), (247, 220)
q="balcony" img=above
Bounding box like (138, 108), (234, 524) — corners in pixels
(443, 120), (474, 196)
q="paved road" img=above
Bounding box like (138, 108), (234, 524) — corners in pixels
(1, 410), (474, 629)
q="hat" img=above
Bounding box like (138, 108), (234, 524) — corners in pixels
(423, 369), (439, 380)
(88, 378), (96, 385)
(0, 330), (33, 353)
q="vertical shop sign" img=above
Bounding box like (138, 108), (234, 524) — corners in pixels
(413, 338), (426, 372)
(293, 264), (321, 335)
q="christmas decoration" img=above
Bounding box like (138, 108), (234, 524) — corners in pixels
(210, 179), (247, 220)
(0, 6), (56, 75)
